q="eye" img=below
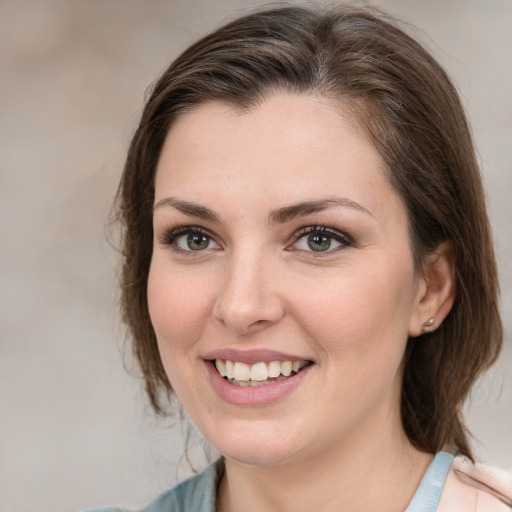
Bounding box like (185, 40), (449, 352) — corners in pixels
(177, 232), (215, 251)
(290, 226), (352, 253)
(159, 226), (220, 253)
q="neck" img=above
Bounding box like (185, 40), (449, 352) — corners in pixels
(217, 419), (432, 512)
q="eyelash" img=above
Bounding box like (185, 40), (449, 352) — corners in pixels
(158, 225), (219, 256)
(289, 225), (354, 255)
(157, 224), (354, 256)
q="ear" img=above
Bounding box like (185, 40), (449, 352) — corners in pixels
(409, 241), (457, 337)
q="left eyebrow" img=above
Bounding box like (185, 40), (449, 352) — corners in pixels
(268, 197), (374, 225)
(153, 197), (221, 223)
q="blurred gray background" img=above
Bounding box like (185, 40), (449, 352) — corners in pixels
(1, 1), (510, 511)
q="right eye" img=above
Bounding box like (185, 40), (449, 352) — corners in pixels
(159, 226), (220, 253)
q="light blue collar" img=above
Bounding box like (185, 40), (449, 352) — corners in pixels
(405, 451), (454, 512)
(85, 451), (454, 512)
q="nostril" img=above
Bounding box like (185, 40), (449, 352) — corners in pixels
(211, 266), (285, 333)
(212, 304), (284, 334)
(247, 319), (267, 329)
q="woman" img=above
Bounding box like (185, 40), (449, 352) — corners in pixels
(92, 5), (510, 511)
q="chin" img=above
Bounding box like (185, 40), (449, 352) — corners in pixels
(203, 417), (308, 467)
(220, 443), (300, 468)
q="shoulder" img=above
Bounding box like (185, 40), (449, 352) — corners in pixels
(437, 456), (512, 512)
(83, 459), (224, 512)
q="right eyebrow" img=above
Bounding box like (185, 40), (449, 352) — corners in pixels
(268, 197), (374, 224)
(153, 197), (221, 223)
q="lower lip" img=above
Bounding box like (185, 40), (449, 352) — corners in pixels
(206, 361), (313, 406)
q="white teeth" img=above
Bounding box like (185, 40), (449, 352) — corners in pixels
(215, 359), (309, 382)
(267, 361), (281, 378)
(281, 361), (292, 377)
(215, 359), (227, 377)
(233, 361), (251, 381)
(225, 360), (235, 379)
(250, 362), (268, 381)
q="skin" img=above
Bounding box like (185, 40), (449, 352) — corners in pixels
(148, 93), (455, 512)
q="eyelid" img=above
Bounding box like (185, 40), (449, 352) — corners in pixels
(157, 225), (221, 253)
(157, 223), (353, 255)
(288, 225), (354, 253)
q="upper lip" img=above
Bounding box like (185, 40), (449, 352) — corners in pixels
(204, 348), (313, 365)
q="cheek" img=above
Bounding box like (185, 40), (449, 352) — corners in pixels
(289, 265), (416, 427)
(147, 262), (214, 357)
(289, 262), (417, 361)
(147, 262), (220, 409)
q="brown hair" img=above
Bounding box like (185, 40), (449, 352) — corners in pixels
(116, 5), (502, 460)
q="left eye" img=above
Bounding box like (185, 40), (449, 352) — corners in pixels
(159, 226), (221, 253)
(175, 232), (218, 251)
(291, 228), (351, 253)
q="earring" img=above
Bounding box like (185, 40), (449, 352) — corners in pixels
(423, 318), (434, 327)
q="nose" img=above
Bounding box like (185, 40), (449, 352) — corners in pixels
(212, 249), (284, 335)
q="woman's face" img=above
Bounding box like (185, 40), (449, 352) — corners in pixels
(148, 93), (425, 466)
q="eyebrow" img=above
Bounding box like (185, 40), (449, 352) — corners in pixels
(153, 196), (373, 224)
(268, 197), (373, 224)
(153, 197), (221, 222)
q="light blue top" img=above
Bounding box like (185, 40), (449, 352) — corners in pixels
(86, 451), (454, 512)
(405, 452), (454, 512)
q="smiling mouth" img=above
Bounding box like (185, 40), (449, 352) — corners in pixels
(213, 359), (312, 387)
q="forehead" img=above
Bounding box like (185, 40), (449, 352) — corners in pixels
(154, 93), (399, 221)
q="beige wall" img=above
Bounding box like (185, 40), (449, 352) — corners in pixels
(1, 1), (510, 511)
